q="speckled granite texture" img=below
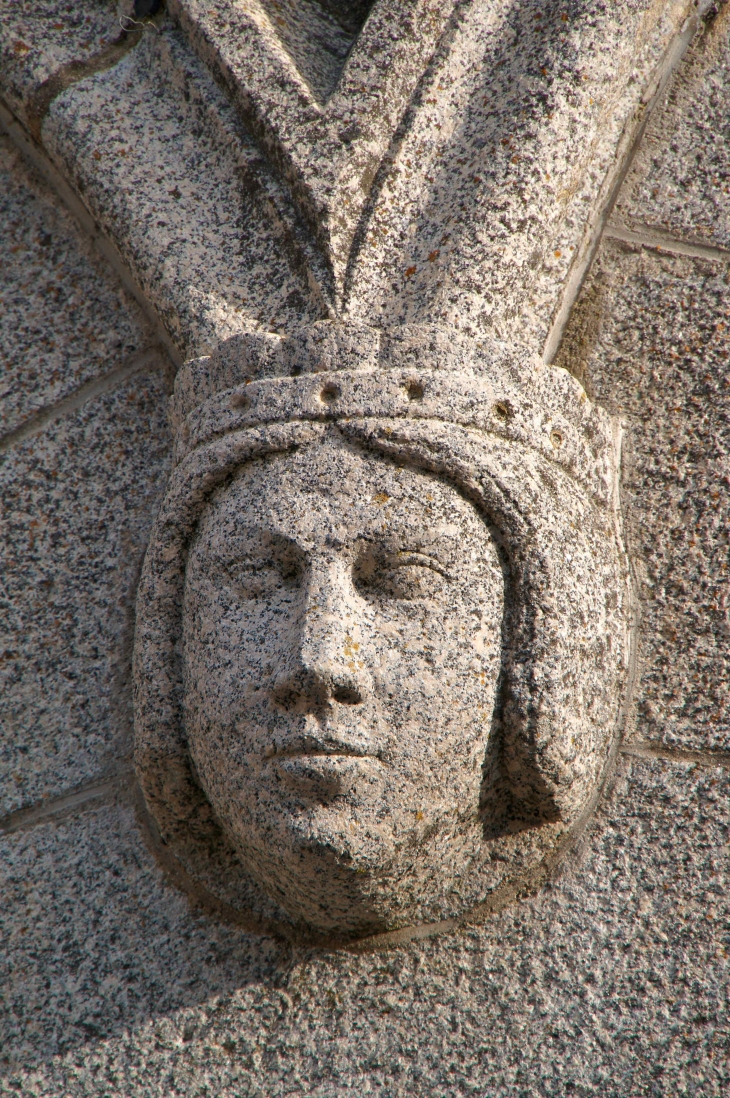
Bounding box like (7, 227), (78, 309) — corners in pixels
(41, 27), (325, 357)
(0, 91), (171, 818)
(1, 758), (728, 1095)
(615, 2), (730, 251)
(1, 0), (730, 1093)
(0, 131), (150, 437)
(0, 371), (171, 816)
(0, 0), (121, 132)
(37, 0), (695, 356)
(557, 240), (730, 755)
(134, 327), (630, 938)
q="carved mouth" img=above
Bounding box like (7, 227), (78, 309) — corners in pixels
(263, 737), (379, 760)
(268, 753), (384, 799)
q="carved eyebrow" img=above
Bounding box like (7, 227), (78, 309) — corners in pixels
(212, 529), (301, 555)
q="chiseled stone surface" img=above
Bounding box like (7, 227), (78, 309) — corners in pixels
(556, 239), (730, 753)
(615, 5), (730, 251)
(0, 371), (171, 817)
(171, 0), (464, 292)
(181, 434), (508, 934)
(0, 0), (120, 131)
(41, 26), (324, 359)
(0, 130), (150, 437)
(135, 325), (629, 938)
(1, 758), (728, 1095)
(0, 0), (728, 1092)
(38, 2), (694, 355)
(345, 0), (691, 346)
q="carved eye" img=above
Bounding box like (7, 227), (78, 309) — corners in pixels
(353, 548), (449, 601)
(215, 549), (302, 599)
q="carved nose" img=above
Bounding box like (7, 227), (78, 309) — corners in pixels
(272, 559), (370, 712)
(273, 667), (363, 712)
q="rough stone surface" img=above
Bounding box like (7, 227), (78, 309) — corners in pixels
(181, 434), (508, 934)
(615, 5), (730, 251)
(343, 0), (692, 345)
(0, 371), (171, 817)
(1, 757), (728, 1095)
(134, 324), (629, 937)
(41, 26), (325, 359)
(0, 801), (289, 1080)
(38, 2), (694, 354)
(0, 130), (151, 438)
(170, 0), (463, 294)
(0, 0), (121, 132)
(556, 239), (730, 753)
(1, 0), (729, 1091)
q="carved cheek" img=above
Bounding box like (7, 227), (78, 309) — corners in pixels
(185, 575), (282, 705)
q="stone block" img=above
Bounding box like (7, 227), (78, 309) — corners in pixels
(1, 757), (727, 1095)
(556, 238), (730, 752)
(41, 28), (324, 359)
(0, 801), (287, 1080)
(0, 0), (120, 131)
(615, 7), (730, 250)
(0, 132), (150, 438)
(0, 370), (170, 817)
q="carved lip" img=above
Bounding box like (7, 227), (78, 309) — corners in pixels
(269, 753), (384, 798)
(264, 739), (380, 761)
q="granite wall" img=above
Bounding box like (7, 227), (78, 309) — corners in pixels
(1, 2), (729, 1095)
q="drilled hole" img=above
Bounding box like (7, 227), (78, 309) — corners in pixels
(550, 429), (564, 448)
(404, 378), (424, 401)
(320, 383), (340, 404)
(493, 400), (514, 421)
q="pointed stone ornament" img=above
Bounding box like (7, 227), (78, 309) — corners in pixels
(169, 0), (460, 303)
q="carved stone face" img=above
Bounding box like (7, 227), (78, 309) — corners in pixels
(182, 431), (505, 932)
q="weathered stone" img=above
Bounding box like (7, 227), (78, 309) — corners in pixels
(0, 802), (288, 1076)
(39, 2), (694, 353)
(41, 27), (325, 359)
(556, 238), (730, 753)
(0, 371), (170, 817)
(615, 5), (730, 251)
(0, 131), (150, 438)
(1, 758), (727, 1095)
(0, 0), (729, 1090)
(134, 324), (630, 937)
(0, 0), (122, 132)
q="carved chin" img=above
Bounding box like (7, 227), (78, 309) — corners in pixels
(186, 727), (483, 932)
(212, 775), (483, 934)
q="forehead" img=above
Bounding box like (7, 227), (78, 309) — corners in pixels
(198, 435), (486, 548)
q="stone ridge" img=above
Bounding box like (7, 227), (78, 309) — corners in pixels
(169, 0), (461, 295)
(172, 322), (531, 416)
(3, 1), (694, 356)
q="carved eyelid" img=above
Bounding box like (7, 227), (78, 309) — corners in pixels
(217, 554), (299, 584)
(219, 556), (275, 572)
(392, 551), (451, 580)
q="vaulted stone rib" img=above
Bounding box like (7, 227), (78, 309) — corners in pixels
(169, 0), (461, 305)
